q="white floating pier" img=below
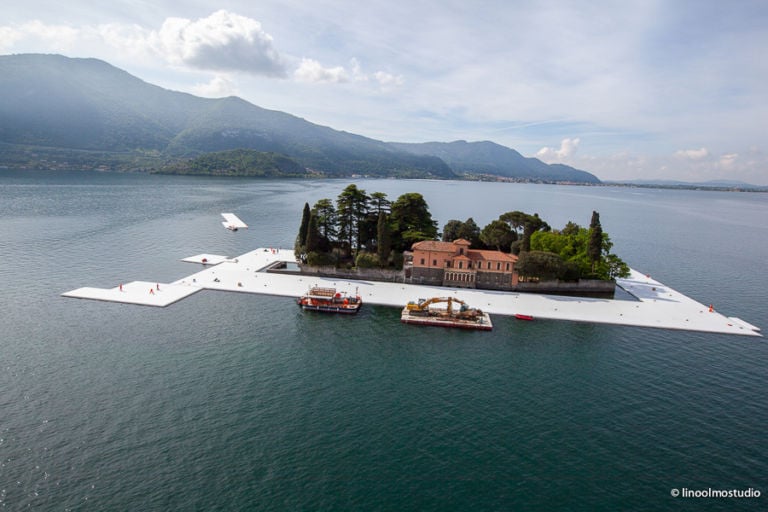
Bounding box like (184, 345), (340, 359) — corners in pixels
(180, 254), (230, 265)
(221, 213), (247, 231)
(63, 247), (761, 337)
(62, 281), (201, 307)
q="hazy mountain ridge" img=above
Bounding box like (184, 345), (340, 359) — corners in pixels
(609, 178), (761, 188)
(0, 54), (599, 182)
(389, 140), (600, 183)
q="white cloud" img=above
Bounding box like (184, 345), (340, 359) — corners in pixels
(674, 147), (710, 160)
(349, 58), (367, 82)
(0, 20), (81, 52)
(718, 153), (738, 169)
(192, 75), (238, 98)
(563, 147), (768, 185)
(536, 137), (580, 162)
(0, 26), (23, 51)
(294, 58), (348, 83)
(96, 22), (153, 58)
(1, 12), (405, 93)
(0, 12), (287, 77)
(149, 10), (286, 77)
(293, 57), (404, 90)
(374, 71), (404, 88)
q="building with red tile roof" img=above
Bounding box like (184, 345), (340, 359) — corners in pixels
(409, 239), (519, 289)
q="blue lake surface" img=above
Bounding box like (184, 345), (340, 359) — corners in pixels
(0, 170), (766, 511)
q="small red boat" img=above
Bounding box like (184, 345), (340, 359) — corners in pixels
(514, 314), (534, 321)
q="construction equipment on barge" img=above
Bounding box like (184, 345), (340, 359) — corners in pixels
(401, 297), (492, 331)
(297, 287), (362, 314)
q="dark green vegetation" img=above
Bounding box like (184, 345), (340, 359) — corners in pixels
(527, 213), (630, 280)
(295, 185), (437, 269)
(442, 211), (629, 281)
(297, 185), (628, 280)
(156, 149), (307, 177)
(0, 54), (600, 183)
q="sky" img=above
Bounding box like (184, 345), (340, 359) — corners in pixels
(2, 0), (768, 184)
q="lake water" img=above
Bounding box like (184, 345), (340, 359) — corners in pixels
(1, 170), (766, 511)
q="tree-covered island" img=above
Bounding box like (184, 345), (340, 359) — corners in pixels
(293, 185), (629, 295)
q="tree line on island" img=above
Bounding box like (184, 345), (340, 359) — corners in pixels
(295, 184), (629, 281)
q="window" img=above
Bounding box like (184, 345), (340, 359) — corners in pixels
(506, 263), (510, 271)
(487, 261), (492, 269)
(433, 260), (437, 266)
(420, 258), (425, 265)
(497, 262), (501, 270)
(446, 261), (451, 268)
(458, 261), (463, 269)
(459, 248), (464, 255)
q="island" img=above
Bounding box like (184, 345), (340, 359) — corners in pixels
(290, 184), (629, 297)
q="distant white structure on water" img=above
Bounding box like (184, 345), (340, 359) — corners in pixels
(221, 213), (248, 231)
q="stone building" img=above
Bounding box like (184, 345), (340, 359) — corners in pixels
(409, 239), (519, 290)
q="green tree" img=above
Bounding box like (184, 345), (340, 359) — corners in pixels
(389, 193), (438, 251)
(499, 211), (529, 237)
(336, 184), (370, 257)
(457, 217), (482, 247)
(294, 202), (311, 259)
(499, 211), (550, 253)
(480, 219), (516, 252)
(516, 251), (567, 280)
(562, 221), (581, 236)
(442, 220), (464, 242)
(312, 198), (337, 242)
(369, 192), (391, 215)
(377, 211), (392, 266)
(355, 252), (379, 268)
(588, 210), (603, 272)
(603, 253), (630, 279)
(530, 217), (629, 281)
(363, 191), (391, 252)
(522, 213), (550, 252)
(305, 212), (321, 254)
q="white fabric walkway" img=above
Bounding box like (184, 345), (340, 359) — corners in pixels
(63, 247), (761, 337)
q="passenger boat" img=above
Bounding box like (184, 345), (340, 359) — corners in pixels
(297, 287), (362, 314)
(401, 297), (492, 331)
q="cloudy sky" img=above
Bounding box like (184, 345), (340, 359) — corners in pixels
(3, 0), (767, 184)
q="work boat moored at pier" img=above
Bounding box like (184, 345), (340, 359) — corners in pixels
(297, 287), (362, 314)
(401, 297), (493, 330)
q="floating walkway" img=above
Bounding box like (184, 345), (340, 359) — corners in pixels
(62, 247), (762, 337)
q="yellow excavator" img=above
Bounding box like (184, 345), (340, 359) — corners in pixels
(405, 297), (484, 319)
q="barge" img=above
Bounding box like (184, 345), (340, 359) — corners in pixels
(297, 287), (362, 314)
(401, 297), (493, 331)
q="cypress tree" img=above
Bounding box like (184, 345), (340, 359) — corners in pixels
(377, 211), (391, 266)
(588, 210), (603, 271)
(295, 202), (311, 258)
(305, 212), (320, 254)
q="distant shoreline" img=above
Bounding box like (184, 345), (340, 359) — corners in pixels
(1, 165), (765, 192)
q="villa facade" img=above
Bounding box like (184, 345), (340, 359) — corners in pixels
(409, 239), (519, 290)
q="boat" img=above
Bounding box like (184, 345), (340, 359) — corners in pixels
(297, 287), (362, 314)
(515, 313), (534, 321)
(401, 297), (492, 330)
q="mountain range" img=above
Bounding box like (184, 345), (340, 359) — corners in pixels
(0, 54), (600, 183)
